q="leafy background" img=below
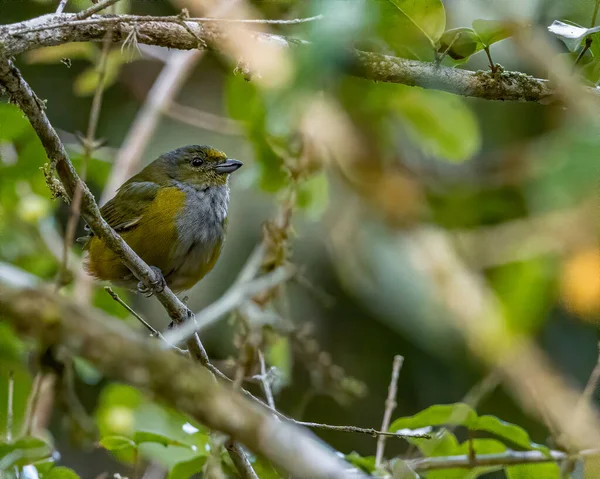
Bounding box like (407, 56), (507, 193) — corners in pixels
(2, 0), (600, 477)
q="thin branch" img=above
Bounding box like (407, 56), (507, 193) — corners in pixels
(55, 0), (69, 14)
(6, 371), (14, 442)
(164, 102), (241, 135)
(2, 14), (562, 103)
(75, 0), (122, 20)
(256, 350), (276, 410)
(226, 439), (260, 479)
(14, 13), (324, 35)
(162, 265), (295, 346)
(104, 287), (161, 338)
(375, 355), (404, 468)
(0, 285), (362, 479)
(294, 421), (429, 440)
(406, 449), (600, 472)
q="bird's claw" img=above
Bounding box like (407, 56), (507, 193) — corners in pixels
(137, 266), (166, 297)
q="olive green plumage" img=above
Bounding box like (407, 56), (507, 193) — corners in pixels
(82, 145), (243, 293)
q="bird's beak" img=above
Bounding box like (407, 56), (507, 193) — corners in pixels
(215, 158), (243, 174)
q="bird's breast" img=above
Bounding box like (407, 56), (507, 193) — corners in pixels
(168, 183), (230, 290)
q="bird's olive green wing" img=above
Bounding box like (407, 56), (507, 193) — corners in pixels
(79, 181), (159, 244)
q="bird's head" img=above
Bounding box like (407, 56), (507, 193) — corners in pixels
(150, 145), (243, 188)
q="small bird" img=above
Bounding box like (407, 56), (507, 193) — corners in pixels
(82, 145), (243, 295)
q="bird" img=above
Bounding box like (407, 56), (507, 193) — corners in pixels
(81, 145), (243, 295)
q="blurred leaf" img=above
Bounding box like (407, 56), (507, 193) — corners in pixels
(99, 435), (135, 451)
(0, 322), (26, 363)
(428, 439), (506, 479)
(168, 456), (207, 479)
(73, 50), (126, 96)
(393, 87), (480, 162)
(44, 467), (81, 479)
(25, 43), (96, 65)
(250, 456), (282, 479)
(438, 27), (483, 61)
(296, 172), (329, 219)
(266, 335), (292, 385)
(225, 75), (288, 192)
(73, 356), (103, 385)
(474, 415), (546, 451)
(472, 19), (513, 47)
(505, 463), (560, 479)
(345, 452), (377, 473)
(0, 437), (53, 468)
(548, 20), (600, 52)
(390, 403), (479, 432)
(490, 258), (556, 334)
(133, 431), (191, 449)
(0, 103), (29, 142)
(407, 428), (457, 457)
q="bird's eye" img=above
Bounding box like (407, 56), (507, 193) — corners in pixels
(191, 157), (203, 167)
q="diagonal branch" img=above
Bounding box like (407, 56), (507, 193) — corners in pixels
(2, 13), (565, 103)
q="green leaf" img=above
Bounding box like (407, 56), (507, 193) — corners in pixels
(506, 463), (560, 479)
(99, 435), (136, 451)
(133, 431), (190, 448)
(168, 456), (207, 479)
(390, 403), (479, 432)
(472, 19), (513, 47)
(345, 452), (377, 473)
(548, 20), (600, 52)
(44, 467), (82, 479)
(438, 28), (483, 61)
(474, 415), (545, 451)
(373, 0), (446, 61)
(266, 335), (292, 385)
(407, 428), (458, 457)
(388, 0), (446, 45)
(0, 437), (53, 468)
(392, 88), (481, 162)
(428, 439), (506, 479)
(296, 172), (329, 219)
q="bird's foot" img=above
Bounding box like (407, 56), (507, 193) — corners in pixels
(137, 266), (166, 297)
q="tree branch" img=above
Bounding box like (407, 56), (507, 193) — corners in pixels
(406, 448), (600, 472)
(2, 13), (568, 103)
(0, 285), (361, 479)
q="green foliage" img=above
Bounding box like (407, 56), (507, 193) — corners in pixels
(0, 437), (53, 469)
(390, 403), (545, 451)
(43, 467), (82, 479)
(167, 456), (207, 479)
(548, 20), (600, 52)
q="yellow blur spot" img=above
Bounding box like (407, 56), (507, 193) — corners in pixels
(561, 249), (600, 318)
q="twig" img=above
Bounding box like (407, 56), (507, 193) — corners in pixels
(293, 421), (429, 439)
(375, 355), (404, 468)
(6, 371), (14, 442)
(21, 373), (41, 437)
(164, 102), (241, 135)
(14, 14), (324, 35)
(55, 0), (69, 14)
(592, 0), (600, 27)
(162, 264), (295, 346)
(104, 287), (161, 338)
(256, 350), (276, 410)
(75, 0), (122, 20)
(406, 449), (600, 472)
(226, 440), (260, 479)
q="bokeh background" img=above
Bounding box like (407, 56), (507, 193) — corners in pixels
(2, 0), (600, 477)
